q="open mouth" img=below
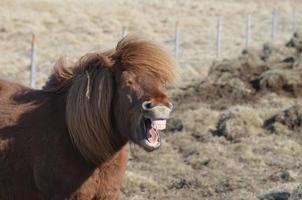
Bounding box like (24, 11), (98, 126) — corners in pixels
(138, 118), (167, 151)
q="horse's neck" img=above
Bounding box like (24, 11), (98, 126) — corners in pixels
(97, 145), (128, 169)
(68, 146), (128, 199)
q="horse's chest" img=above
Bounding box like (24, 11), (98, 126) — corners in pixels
(66, 165), (124, 199)
(36, 148), (128, 199)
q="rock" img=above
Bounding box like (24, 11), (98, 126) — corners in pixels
(258, 192), (290, 200)
(167, 118), (183, 132)
(286, 32), (302, 55)
(264, 105), (302, 133)
(212, 107), (263, 141)
(268, 170), (296, 182)
(254, 69), (302, 97)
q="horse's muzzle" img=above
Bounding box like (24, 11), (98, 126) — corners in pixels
(142, 101), (173, 119)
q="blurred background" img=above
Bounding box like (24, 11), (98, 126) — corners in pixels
(2, 0), (302, 199)
(1, 0), (302, 86)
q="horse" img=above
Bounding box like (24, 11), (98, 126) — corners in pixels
(0, 36), (176, 200)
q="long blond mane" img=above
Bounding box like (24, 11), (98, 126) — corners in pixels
(43, 36), (176, 164)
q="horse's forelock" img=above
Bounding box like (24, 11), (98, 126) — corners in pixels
(112, 36), (177, 83)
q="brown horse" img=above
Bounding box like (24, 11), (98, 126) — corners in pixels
(0, 37), (176, 199)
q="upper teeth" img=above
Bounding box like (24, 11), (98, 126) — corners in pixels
(151, 120), (166, 130)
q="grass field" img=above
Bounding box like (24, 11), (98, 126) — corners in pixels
(1, 1), (302, 199)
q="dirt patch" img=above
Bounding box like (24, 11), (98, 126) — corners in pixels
(175, 33), (302, 109)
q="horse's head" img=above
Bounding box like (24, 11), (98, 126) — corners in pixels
(111, 37), (176, 151)
(47, 36), (176, 163)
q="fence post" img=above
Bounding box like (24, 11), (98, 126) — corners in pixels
(245, 15), (251, 48)
(216, 16), (221, 58)
(121, 26), (127, 38)
(30, 33), (36, 88)
(292, 9), (297, 33)
(174, 21), (180, 62)
(271, 9), (277, 40)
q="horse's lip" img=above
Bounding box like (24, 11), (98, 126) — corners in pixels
(136, 118), (161, 151)
(139, 139), (161, 151)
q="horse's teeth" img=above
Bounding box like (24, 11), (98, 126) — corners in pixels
(151, 120), (166, 130)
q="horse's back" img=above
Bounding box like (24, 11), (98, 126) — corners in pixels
(0, 79), (25, 100)
(0, 79), (24, 148)
(0, 79), (39, 196)
(0, 80), (29, 128)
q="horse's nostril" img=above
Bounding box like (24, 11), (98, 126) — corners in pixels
(143, 101), (173, 111)
(142, 101), (153, 110)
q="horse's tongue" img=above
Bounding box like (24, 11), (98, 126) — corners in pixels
(147, 128), (159, 144)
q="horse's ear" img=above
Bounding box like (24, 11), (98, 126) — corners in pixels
(66, 54), (117, 164)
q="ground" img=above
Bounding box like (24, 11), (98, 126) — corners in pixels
(1, 1), (302, 200)
(122, 36), (302, 199)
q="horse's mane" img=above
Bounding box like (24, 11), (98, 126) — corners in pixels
(43, 36), (176, 164)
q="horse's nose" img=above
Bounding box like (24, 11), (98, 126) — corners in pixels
(142, 101), (173, 111)
(142, 101), (173, 119)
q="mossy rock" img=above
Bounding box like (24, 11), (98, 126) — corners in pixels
(286, 32), (302, 53)
(213, 107), (263, 141)
(167, 118), (184, 132)
(264, 105), (302, 133)
(258, 191), (290, 200)
(255, 69), (302, 97)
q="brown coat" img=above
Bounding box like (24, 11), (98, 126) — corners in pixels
(0, 80), (127, 199)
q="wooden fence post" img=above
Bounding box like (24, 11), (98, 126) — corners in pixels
(271, 9), (277, 40)
(245, 15), (251, 48)
(292, 9), (297, 33)
(174, 21), (180, 62)
(30, 33), (36, 88)
(216, 16), (221, 58)
(121, 27), (127, 38)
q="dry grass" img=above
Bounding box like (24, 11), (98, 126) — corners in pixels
(1, 0), (302, 86)
(2, 1), (302, 199)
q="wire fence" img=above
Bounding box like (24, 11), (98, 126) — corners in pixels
(28, 9), (301, 88)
